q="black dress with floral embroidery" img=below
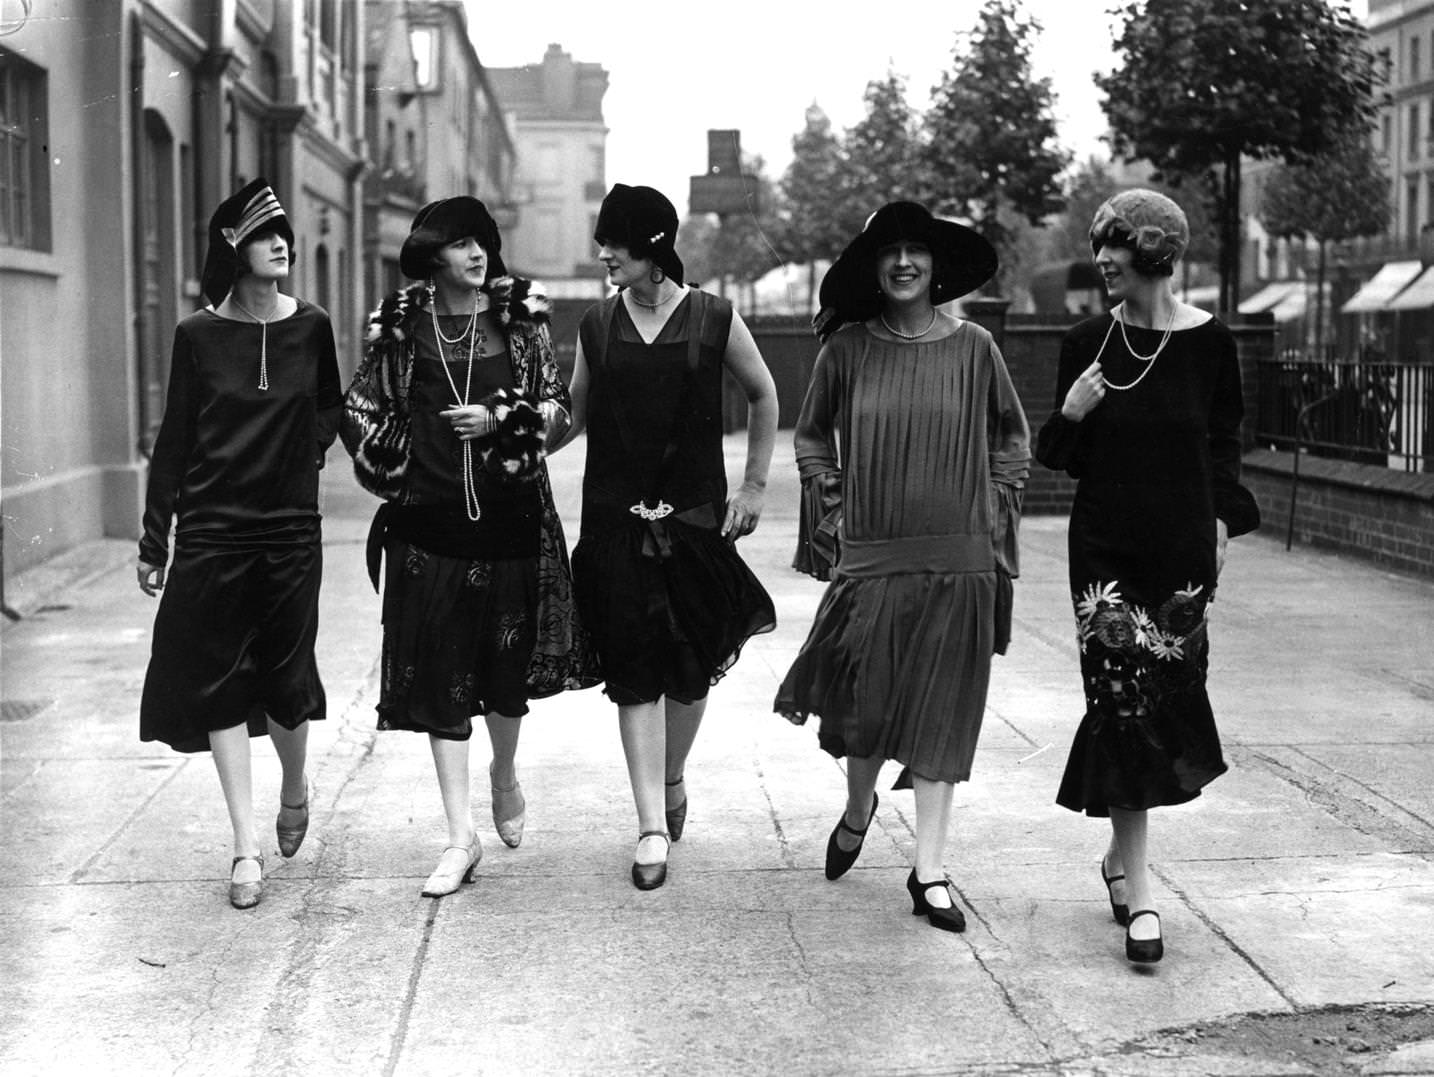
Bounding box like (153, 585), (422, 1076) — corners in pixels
(1036, 314), (1259, 816)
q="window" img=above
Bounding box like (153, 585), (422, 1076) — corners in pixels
(410, 27), (438, 91)
(1413, 34), (1422, 82)
(1384, 112), (1394, 155)
(1412, 103), (1422, 161)
(0, 47), (50, 250)
(1408, 180), (1420, 244)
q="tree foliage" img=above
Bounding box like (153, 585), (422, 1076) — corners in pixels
(839, 71), (926, 230)
(1100, 0), (1382, 311)
(780, 104), (851, 265)
(1260, 133), (1390, 353)
(924, 0), (1069, 288)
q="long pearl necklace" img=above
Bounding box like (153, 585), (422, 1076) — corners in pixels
(880, 309), (937, 340)
(229, 294), (279, 390)
(1098, 303), (1177, 392)
(430, 293), (486, 521)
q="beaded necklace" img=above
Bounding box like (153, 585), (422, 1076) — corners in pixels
(229, 295), (279, 390)
(1097, 303), (1178, 392)
(429, 294), (486, 521)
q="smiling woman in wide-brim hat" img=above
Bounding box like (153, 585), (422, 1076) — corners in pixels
(776, 199), (1030, 935)
(813, 200), (998, 341)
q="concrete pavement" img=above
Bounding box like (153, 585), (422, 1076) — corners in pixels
(3, 436), (1433, 1076)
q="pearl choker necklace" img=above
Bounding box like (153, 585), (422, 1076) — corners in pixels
(880, 309), (937, 340)
(628, 286), (678, 309)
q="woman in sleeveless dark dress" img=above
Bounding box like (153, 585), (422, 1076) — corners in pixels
(1036, 190), (1260, 963)
(559, 184), (777, 890)
(138, 180), (342, 909)
(342, 197), (596, 898)
(775, 202), (1029, 933)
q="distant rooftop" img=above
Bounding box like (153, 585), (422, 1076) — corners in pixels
(486, 43), (608, 122)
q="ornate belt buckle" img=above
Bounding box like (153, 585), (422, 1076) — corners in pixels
(630, 499), (674, 522)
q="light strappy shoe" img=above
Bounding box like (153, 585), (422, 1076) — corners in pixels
(421, 841), (482, 898)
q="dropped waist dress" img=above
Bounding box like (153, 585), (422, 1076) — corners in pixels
(775, 320), (1030, 784)
(572, 289), (776, 706)
(139, 302), (342, 753)
(1035, 313), (1260, 816)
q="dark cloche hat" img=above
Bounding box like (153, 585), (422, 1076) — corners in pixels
(200, 178), (295, 306)
(399, 196), (507, 282)
(594, 183), (685, 286)
(813, 201), (997, 340)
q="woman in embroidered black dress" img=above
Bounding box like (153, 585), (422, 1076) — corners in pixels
(559, 184), (777, 891)
(138, 179), (342, 909)
(1036, 189), (1260, 964)
(342, 197), (597, 898)
(775, 202), (1030, 933)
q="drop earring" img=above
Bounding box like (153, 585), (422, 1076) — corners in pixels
(649, 266), (666, 285)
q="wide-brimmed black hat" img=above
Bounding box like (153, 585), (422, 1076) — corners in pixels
(399, 196), (506, 282)
(594, 183), (684, 286)
(200, 178), (295, 306)
(813, 201), (997, 340)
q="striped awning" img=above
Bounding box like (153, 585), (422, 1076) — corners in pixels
(1341, 261), (1423, 313)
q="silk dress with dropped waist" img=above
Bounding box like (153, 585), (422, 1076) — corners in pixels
(775, 320), (1030, 784)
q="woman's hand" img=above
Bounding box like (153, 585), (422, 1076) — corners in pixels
(440, 405), (496, 441)
(137, 560), (165, 596)
(1216, 518), (1229, 579)
(723, 481), (765, 540)
(1061, 359), (1106, 422)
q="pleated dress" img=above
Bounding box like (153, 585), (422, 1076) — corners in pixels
(775, 320), (1030, 784)
(1035, 314), (1261, 816)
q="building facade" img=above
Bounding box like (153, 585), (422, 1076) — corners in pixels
(487, 44), (608, 288)
(361, 0), (516, 304)
(1, 0), (366, 579)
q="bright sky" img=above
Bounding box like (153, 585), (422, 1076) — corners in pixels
(470, 0), (1130, 209)
(472, 0), (1372, 214)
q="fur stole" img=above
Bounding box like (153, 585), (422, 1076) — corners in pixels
(365, 275), (550, 347)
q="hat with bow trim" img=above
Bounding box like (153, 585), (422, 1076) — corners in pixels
(594, 183), (685, 286)
(200, 178), (296, 306)
(1088, 188), (1189, 278)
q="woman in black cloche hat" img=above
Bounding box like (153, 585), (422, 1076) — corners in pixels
(556, 183), (778, 891)
(342, 195), (597, 899)
(775, 201), (1031, 932)
(137, 178), (343, 910)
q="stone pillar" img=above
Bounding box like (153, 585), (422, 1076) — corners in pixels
(963, 296), (1011, 352)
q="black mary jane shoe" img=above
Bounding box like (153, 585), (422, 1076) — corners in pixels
(1101, 856), (1130, 926)
(631, 830), (670, 891)
(1125, 909), (1164, 964)
(905, 869), (967, 933)
(824, 792), (878, 881)
(665, 776), (688, 843)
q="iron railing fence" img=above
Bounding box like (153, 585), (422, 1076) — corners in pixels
(1255, 353), (1434, 472)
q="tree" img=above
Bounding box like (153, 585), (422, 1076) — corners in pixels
(924, 0), (1070, 292)
(840, 71), (926, 230)
(1260, 134), (1390, 356)
(1100, 0), (1382, 313)
(780, 104), (851, 309)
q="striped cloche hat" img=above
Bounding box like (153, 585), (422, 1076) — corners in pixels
(200, 178), (296, 305)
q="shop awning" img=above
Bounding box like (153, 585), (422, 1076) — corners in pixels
(1269, 287), (1309, 323)
(1385, 265), (1434, 311)
(1341, 260), (1423, 313)
(1239, 281), (1299, 314)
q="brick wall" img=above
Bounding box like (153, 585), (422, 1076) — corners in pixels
(1242, 449), (1434, 577)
